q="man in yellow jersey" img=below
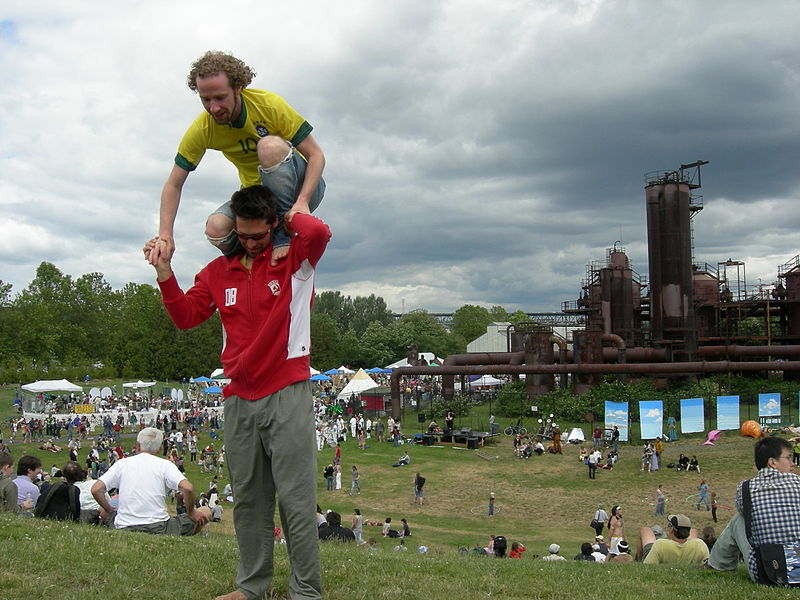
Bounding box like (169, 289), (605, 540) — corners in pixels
(150, 51), (326, 267)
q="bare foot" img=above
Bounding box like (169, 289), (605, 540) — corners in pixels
(271, 245), (289, 266)
(215, 591), (249, 600)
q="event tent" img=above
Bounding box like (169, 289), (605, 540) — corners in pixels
(469, 375), (505, 387)
(310, 374), (332, 381)
(122, 380), (157, 389)
(192, 376), (214, 383)
(21, 379), (82, 393)
(201, 385), (223, 394)
(336, 369), (379, 401)
(336, 365), (355, 374)
(385, 353), (442, 369)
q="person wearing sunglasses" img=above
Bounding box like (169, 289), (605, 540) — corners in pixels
(144, 184), (331, 600)
(706, 436), (800, 585)
(151, 51), (326, 269)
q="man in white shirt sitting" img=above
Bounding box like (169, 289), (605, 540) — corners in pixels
(91, 427), (210, 535)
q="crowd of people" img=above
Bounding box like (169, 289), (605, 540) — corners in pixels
(4, 412), (799, 589)
(313, 505), (417, 551)
(0, 428), (216, 533)
(2, 405), (224, 453)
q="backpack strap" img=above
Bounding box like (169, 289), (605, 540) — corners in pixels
(741, 480), (754, 544)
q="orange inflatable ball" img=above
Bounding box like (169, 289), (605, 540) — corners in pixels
(740, 420), (762, 438)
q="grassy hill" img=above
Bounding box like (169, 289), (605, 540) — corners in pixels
(0, 382), (773, 599)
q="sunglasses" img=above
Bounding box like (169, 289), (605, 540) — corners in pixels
(234, 229), (272, 241)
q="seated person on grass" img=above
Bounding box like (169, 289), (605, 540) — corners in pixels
(541, 543), (566, 561)
(14, 455), (42, 511)
(318, 510), (355, 542)
(392, 451), (410, 467)
(706, 436), (800, 584)
(676, 453), (690, 471)
(640, 514), (709, 565)
(91, 427), (210, 535)
(0, 454), (33, 513)
(34, 460), (83, 521)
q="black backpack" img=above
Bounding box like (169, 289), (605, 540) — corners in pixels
(34, 481), (80, 521)
(494, 535), (507, 557)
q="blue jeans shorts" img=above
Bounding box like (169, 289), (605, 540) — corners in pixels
(208, 140), (326, 255)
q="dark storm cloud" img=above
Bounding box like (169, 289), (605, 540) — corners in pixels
(1, 1), (798, 313)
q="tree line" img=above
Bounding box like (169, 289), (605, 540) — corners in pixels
(0, 262), (531, 383)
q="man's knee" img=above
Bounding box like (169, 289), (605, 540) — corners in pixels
(206, 213), (234, 239)
(257, 136), (292, 169)
(639, 526), (656, 546)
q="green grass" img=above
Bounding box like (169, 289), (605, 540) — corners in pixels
(0, 381), (777, 599)
(0, 512), (770, 600)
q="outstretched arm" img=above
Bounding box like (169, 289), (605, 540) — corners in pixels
(150, 165), (190, 265)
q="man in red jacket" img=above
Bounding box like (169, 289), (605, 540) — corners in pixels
(144, 184), (331, 600)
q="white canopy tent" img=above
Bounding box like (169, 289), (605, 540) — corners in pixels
(122, 380), (157, 389)
(210, 368), (231, 385)
(21, 379), (82, 393)
(336, 365), (355, 374)
(385, 352), (442, 369)
(336, 369), (379, 401)
(469, 375), (505, 387)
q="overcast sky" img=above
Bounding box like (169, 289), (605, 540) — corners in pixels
(1, 1), (798, 313)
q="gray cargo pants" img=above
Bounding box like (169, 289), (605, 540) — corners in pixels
(225, 381), (321, 599)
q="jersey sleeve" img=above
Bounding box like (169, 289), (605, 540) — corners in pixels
(175, 114), (211, 172)
(255, 90), (313, 146)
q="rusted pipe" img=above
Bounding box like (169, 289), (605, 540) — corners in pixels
(550, 335), (568, 389)
(389, 361), (800, 419)
(602, 333), (627, 382)
(698, 345), (800, 359)
(602, 333), (625, 350)
(563, 347), (669, 363)
(441, 352), (524, 402)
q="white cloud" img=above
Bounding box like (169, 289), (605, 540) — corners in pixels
(644, 409), (662, 420)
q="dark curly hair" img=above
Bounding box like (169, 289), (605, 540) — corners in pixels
(187, 51), (256, 91)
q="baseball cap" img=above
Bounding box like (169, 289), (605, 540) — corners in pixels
(595, 534), (604, 541)
(668, 514), (692, 529)
(549, 543), (560, 554)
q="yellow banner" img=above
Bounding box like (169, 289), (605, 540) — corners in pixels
(74, 404), (95, 414)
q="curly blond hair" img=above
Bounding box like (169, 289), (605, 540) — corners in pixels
(187, 51), (256, 91)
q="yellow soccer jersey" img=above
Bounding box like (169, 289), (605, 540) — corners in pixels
(175, 88), (313, 187)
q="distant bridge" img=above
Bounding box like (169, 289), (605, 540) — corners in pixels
(392, 312), (586, 329)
